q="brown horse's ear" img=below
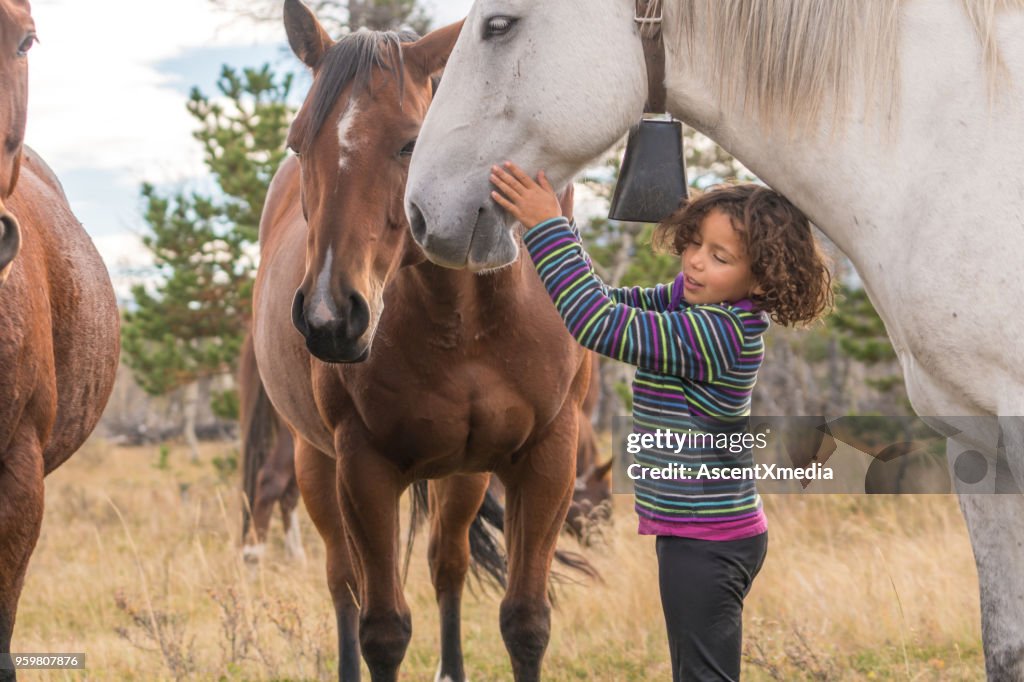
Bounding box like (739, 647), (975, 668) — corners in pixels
(284, 0), (333, 70)
(404, 19), (465, 79)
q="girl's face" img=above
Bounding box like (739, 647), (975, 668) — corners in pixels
(680, 210), (763, 305)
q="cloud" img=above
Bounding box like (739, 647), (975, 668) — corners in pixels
(27, 0), (283, 184)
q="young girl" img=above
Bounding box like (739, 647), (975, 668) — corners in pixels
(490, 162), (833, 681)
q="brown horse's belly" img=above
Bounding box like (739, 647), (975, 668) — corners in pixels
(327, 339), (581, 478)
(1, 156), (119, 470)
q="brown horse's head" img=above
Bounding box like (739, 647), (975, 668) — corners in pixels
(0, 0), (35, 283)
(283, 0), (462, 363)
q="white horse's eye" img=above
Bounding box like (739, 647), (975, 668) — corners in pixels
(484, 16), (517, 38)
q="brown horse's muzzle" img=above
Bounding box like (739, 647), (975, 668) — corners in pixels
(0, 206), (21, 284)
(291, 287), (372, 364)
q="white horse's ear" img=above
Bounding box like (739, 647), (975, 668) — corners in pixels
(405, 19), (465, 79)
(284, 0), (333, 70)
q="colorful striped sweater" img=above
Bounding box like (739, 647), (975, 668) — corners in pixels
(523, 217), (770, 541)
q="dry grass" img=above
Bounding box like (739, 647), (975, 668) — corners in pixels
(12, 438), (984, 680)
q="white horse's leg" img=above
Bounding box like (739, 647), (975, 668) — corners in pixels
(954, 418), (1024, 681)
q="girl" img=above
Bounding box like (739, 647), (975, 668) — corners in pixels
(490, 162), (833, 681)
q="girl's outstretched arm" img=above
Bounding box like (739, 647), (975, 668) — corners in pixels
(493, 162), (674, 312)
(523, 216), (757, 382)
(491, 162), (755, 379)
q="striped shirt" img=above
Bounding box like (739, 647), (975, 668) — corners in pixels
(523, 217), (770, 541)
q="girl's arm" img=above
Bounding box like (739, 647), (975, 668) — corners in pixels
(564, 218), (676, 312)
(524, 217), (745, 381)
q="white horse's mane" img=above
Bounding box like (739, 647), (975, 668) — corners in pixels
(660, 0), (1023, 132)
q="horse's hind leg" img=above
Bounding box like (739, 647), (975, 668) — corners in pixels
(0, 428), (45, 681)
(295, 438), (361, 682)
(428, 474), (489, 682)
(243, 462), (287, 563)
(280, 474), (305, 563)
(496, 414), (578, 682)
(276, 429), (305, 563)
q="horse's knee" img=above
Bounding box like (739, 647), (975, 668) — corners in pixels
(499, 599), (551, 667)
(359, 608), (412, 672)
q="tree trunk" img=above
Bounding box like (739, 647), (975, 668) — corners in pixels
(183, 381), (201, 463)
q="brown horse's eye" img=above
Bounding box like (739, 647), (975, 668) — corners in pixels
(398, 140), (416, 158)
(17, 32), (37, 57)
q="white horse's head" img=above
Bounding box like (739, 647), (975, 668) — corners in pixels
(405, 0), (645, 270)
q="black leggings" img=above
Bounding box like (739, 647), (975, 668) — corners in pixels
(656, 532), (768, 681)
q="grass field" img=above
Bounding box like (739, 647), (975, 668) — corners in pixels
(12, 439), (984, 680)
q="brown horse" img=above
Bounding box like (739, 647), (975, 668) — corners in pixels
(239, 332), (304, 563)
(242, 337), (608, 560)
(253, 2), (593, 680)
(0, 0), (119, 673)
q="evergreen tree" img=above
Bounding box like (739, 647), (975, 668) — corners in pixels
(122, 65), (293, 459)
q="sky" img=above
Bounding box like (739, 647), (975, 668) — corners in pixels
(26, 0), (475, 297)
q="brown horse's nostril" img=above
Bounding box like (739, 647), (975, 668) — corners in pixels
(0, 211), (21, 273)
(291, 289), (310, 338)
(345, 292), (370, 340)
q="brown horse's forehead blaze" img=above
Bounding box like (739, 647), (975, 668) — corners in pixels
(293, 72), (430, 182)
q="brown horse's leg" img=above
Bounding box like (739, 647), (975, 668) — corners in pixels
(0, 428), (45, 680)
(497, 413), (578, 682)
(294, 438), (362, 682)
(279, 466), (305, 562)
(428, 474), (490, 682)
(335, 439), (409, 682)
(246, 463), (288, 562)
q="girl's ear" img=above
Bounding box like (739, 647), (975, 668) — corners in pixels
(284, 0), (333, 70)
(404, 19), (465, 79)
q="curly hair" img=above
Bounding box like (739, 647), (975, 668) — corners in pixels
(653, 184), (834, 326)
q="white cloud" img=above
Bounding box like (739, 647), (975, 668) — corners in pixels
(27, 0), (283, 184)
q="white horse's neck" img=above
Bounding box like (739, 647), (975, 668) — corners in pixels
(660, 0), (1024, 414)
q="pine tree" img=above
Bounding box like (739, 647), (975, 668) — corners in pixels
(122, 65), (293, 460)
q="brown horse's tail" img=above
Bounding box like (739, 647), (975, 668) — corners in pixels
(403, 480), (600, 596)
(240, 334), (277, 543)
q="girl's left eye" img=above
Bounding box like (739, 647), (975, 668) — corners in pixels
(714, 255), (728, 264)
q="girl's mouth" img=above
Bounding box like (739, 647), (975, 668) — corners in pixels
(684, 275), (703, 291)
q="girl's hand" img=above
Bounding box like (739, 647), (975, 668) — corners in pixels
(490, 162), (562, 229)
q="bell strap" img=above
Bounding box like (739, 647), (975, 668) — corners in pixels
(635, 0), (666, 114)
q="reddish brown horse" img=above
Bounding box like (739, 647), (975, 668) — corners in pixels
(242, 337), (608, 560)
(0, 0), (119, 673)
(253, 2), (593, 680)
(239, 332), (304, 564)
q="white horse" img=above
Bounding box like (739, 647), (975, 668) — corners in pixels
(406, 0), (1024, 678)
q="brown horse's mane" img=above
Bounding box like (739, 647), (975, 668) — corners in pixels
(296, 28), (420, 154)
